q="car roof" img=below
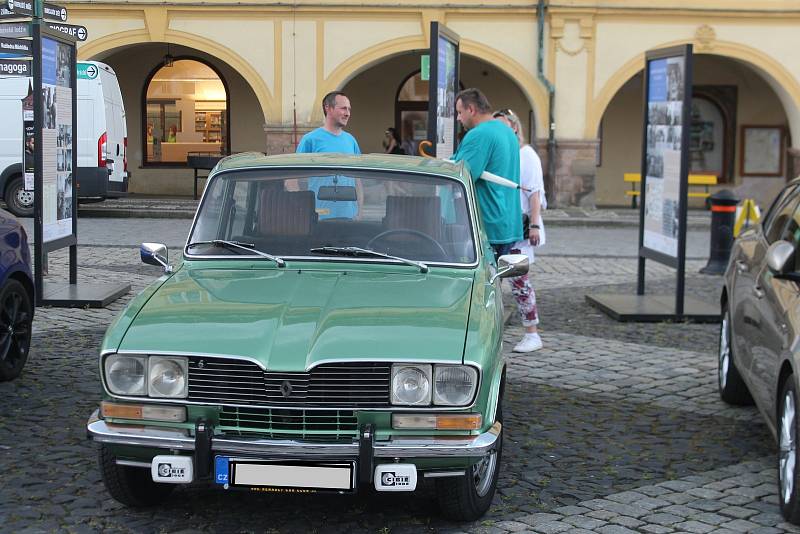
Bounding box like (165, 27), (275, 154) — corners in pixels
(213, 152), (470, 184)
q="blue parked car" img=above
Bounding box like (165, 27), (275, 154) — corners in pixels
(0, 207), (33, 381)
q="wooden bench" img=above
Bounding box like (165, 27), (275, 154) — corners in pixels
(624, 173), (717, 208)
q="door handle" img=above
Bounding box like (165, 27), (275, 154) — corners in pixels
(752, 285), (764, 299)
(736, 260), (749, 273)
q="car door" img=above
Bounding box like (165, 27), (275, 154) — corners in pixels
(744, 191), (800, 414)
(731, 185), (799, 377)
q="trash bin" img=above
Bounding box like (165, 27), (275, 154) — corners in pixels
(700, 189), (739, 275)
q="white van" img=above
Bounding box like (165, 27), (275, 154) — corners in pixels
(0, 60), (129, 217)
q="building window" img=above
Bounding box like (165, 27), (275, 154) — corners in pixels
(395, 71), (429, 157)
(691, 86), (737, 183)
(143, 58), (229, 165)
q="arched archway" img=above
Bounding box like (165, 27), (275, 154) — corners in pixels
(142, 57), (230, 165)
(587, 40), (800, 144)
(340, 51), (541, 155)
(594, 52), (794, 207)
(316, 36), (548, 139)
(78, 30), (278, 124)
(80, 40), (270, 195)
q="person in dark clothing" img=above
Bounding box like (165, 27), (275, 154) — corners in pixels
(383, 127), (406, 155)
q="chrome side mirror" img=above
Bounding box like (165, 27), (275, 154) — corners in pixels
(766, 240), (795, 273)
(141, 242), (172, 273)
(491, 253), (529, 284)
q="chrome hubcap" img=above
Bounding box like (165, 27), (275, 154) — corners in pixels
(472, 449), (497, 497)
(719, 314), (730, 390)
(16, 188), (33, 207)
(780, 388), (797, 505)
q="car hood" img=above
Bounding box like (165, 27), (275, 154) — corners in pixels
(118, 266), (475, 371)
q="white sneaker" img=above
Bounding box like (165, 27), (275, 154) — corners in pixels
(513, 333), (543, 353)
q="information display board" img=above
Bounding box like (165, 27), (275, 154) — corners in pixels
(639, 45), (692, 267)
(427, 22), (459, 160)
(39, 33), (73, 242)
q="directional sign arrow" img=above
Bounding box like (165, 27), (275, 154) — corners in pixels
(47, 22), (86, 41)
(77, 62), (97, 79)
(43, 2), (67, 22)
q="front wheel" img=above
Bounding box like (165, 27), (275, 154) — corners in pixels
(0, 279), (33, 382)
(779, 378), (800, 524)
(99, 445), (175, 507)
(4, 176), (33, 218)
(437, 406), (502, 521)
(718, 306), (753, 405)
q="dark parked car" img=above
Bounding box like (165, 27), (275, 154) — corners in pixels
(720, 177), (800, 524)
(0, 208), (34, 381)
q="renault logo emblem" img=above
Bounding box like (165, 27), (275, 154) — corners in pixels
(280, 380), (293, 397)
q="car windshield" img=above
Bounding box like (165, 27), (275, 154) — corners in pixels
(188, 168), (476, 265)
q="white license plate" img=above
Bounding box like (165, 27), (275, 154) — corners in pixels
(216, 457), (355, 492)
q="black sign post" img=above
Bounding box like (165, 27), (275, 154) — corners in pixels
(28, 2), (128, 307)
(426, 22), (460, 160)
(586, 44), (718, 323)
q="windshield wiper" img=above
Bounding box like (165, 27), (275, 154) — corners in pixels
(310, 246), (428, 273)
(187, 240), (286, 267)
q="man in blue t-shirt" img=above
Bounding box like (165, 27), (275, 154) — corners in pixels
(452, 88), (522, 258)
(296, 91), (362, 219)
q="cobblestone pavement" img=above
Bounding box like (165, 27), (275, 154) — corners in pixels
(1, 237), (798, 533)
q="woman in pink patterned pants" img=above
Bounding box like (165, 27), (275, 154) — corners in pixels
(494, 109), (546, 353)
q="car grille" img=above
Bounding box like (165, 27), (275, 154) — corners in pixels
(187, 357), (391, 408)
(218, 406), (358, 439)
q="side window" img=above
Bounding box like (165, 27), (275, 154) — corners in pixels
(765, 188), (800, 244)
(762, 185), (798, 239)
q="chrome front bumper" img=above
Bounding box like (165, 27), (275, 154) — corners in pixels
(86, 412), (501, 459)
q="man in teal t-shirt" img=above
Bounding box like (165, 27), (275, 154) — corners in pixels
(296, 91), (362, 219)
(452, 88), (522, 255)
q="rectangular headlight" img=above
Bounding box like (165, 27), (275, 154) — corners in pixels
(105, 354), (147, 396)
(148, 356), (188, 398)
(433, 365), (478, 406)
(391, 364), (432, 406)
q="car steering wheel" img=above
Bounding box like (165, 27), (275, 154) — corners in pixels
(367, 229), (448, 260)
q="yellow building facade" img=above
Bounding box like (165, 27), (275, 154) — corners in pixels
(72, 0), (800, 207)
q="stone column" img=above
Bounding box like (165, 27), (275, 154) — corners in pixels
(264, 125), (314, 155)
(553, 139), (600, 208)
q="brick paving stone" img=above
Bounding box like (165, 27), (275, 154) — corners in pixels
(674, 521), (715, 533)
(531, 521), (571, 534)
(719, 518), (761, 530)
(639, 525), (674, 534)
(717, 506), (759, 519)
(596, 526), (640, 534)
(494, 521), (531, 532)
(518, 514), (564, 527)
(551, 506), (590, 516)
(609, 515), (645, 528)
(562, 515), (606, 530)
(644, 513), (685, 526)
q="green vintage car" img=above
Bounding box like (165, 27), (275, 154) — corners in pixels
(86, 153), (527, 520)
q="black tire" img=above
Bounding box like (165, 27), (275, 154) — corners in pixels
(99, 445), (175, 507)
(778, 377), (800, 524)
(0, 279), (33, 382)
(718, 306), (754, 405)
(436, 399), (503, 521)
(4, 175), (34, 218)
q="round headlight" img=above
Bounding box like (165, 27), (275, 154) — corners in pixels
(433, 366), (477, 406)
(149, 358), (187, 398)
(392, 366), (431, 405)
(106, 355), (147, 396)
